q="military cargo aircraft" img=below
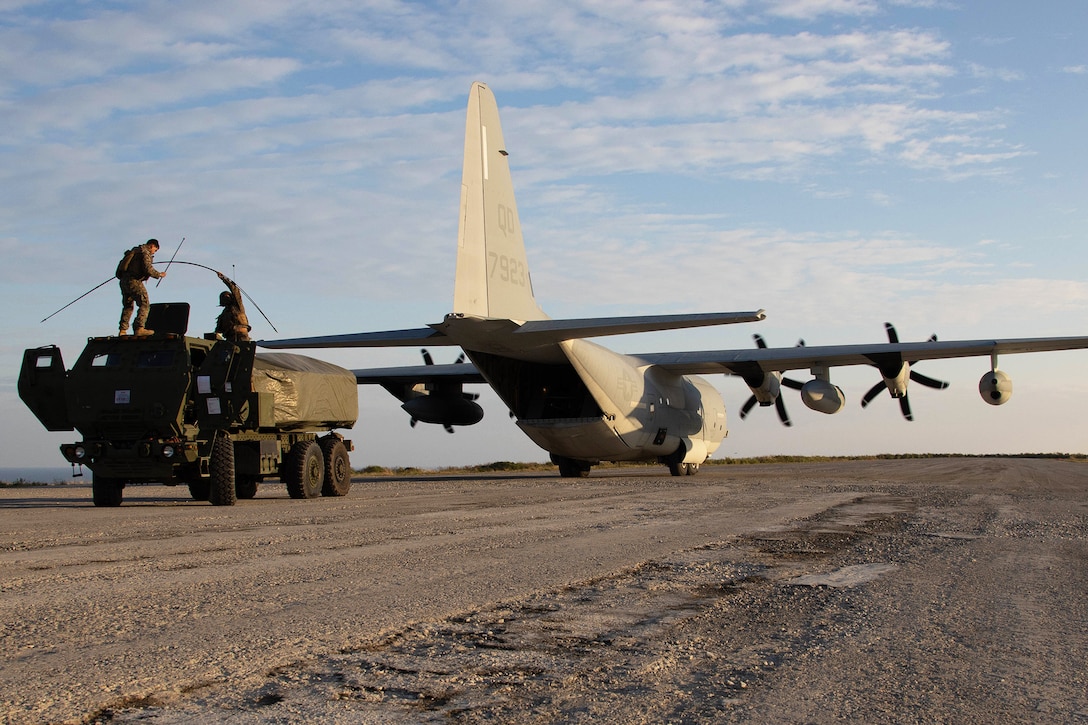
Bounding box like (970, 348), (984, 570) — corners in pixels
(261, 82), (1088, 477)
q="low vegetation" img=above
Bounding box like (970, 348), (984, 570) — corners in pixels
(353, 452), (1086, 476)
(0, 479), (49, 488)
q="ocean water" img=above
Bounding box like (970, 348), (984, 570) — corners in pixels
(0, 467), (87, 484)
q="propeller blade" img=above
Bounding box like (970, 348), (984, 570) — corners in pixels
(898, 394), (913, 422)
(910, 371), (949, 390)
(421, 349), (434, 366)
(782, 377), (804, 391)
(739, 395), (759, 419)
(884, 322), (899, 344)
(861, 381), (885, 408)
(443, 424), (454, 434)
(775, 396), (793, 427)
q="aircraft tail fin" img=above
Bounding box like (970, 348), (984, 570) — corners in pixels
(453, 82), (548, 322)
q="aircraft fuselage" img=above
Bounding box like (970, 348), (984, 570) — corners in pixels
(458, 331), (726, 466)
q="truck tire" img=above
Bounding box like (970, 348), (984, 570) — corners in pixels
(188, 481), (210, 501)
(235, 475), (259, 500)
(208, 432), (237, 506)
(92, 475), (123, 507)
(285, 440), (323, 499)
(320, 438), (351, 497)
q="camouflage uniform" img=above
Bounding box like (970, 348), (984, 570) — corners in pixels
(216, 273), (252, 342)
(117, 240), (165, 334)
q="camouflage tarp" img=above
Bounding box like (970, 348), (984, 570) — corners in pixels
(252, 353), (357, 429)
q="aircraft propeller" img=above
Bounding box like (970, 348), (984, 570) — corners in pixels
(738, 334), (805, 427)
(861, 323), (949, 421)
(416, 348), (479, 433)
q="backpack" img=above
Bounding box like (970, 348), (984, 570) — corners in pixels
(115, 246), (138, 279)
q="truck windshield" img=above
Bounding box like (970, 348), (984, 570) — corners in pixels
(90, 353), (122, 368)
(137, 350), (177, 368)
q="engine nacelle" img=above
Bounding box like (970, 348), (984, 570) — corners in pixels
(979, 369), (1013, 406)
(882, 361), (910, 398)
(801, 379), (846, 415)
(746, 372), (782, 406)
(401, 395), (484, 426)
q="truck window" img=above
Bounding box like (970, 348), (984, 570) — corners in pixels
(137, 350), (177, 368)
(91, 353), (122, 368)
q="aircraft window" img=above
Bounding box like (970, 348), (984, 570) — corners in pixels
(137, 350), (176, 368)
(91, 353), (122, 368)
(35, 355), (55, 368)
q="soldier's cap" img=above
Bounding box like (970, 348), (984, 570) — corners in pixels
(146, 238), (159, 247)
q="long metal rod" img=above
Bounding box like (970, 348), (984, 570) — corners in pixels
(40, 277), (116, 323)
(155, 236), (185, 288)
(164, 260), (279, 333)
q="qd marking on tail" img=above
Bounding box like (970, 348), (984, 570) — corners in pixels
(497, 203), (517, 237)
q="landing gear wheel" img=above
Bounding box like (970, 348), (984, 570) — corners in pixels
(285, 440), (324, 499)
(235, 475), (259, 500)
(208, 432), (237, 506)
(320, 438), (352, 497)
(92, 475), (123, 507)
(668, 461), (683, 477)
(685, 463), (700, 476)
(552, 455), (592, 478)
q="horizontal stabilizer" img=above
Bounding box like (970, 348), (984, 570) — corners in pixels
(260, 327), (455, 350)
(261, 310), (766, 351)
(513, 310), (766, 342)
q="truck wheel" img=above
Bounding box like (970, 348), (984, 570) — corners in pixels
(92, 475), (123, 507)
(320, 438), (351, 497)
(208, 432), (237, 506)
(235, 475), (259, 500)
(188, 481), (210, 501)
(285, 440), (323, 499)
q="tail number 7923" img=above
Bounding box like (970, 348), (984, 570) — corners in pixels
(488, 252), (527, 287)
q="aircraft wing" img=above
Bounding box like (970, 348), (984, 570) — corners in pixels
(635, 335), (1088, 376)
(351, 362), (485, 385)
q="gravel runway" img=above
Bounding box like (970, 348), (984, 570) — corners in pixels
(2, 458), (1086, 724)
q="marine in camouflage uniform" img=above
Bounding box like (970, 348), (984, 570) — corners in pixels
(117, 239), (166, 336)
(216, 272), (252, 342)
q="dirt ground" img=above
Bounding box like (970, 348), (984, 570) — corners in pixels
(2, 458), (1087, 724)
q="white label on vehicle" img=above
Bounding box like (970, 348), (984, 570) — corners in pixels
(115, 390), (130, 405)
(206, 397), (222, 415)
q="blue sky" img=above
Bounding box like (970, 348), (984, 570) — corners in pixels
(3, 0), (1087, 468)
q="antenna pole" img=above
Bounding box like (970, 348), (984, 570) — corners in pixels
(41, 277), (115, 323)
(155, 236), (185, 287)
